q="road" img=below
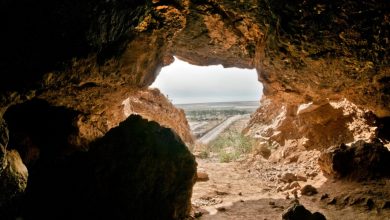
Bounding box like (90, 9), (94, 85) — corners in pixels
(197, 114), (246, 144)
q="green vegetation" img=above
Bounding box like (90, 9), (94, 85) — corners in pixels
(207, 131), (256, 163)
(197, 149), (210, 159)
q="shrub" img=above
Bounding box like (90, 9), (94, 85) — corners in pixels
(208, 131), (255, 163)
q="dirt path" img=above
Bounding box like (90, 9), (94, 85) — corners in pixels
(192, 158), (283, 214)
(198, 115), (246, 144)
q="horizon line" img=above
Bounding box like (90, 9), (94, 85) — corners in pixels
(174, 100), (259, 105)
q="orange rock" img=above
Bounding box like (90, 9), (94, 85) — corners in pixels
(197, 171), (209, 182)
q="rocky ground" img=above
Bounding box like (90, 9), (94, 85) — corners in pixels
(190, 118), (390, 220)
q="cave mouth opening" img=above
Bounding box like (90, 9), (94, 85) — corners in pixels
(148, 57), (274, 208)
(150, 56), (262, 147)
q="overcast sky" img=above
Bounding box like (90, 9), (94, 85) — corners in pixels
(150, 58), (263, 104)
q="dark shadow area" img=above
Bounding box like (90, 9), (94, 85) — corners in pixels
(377, 116), (390, 142)
(0, 0), (148, 91)
(4, 99), (81, 166)
(1, 113), (196, 220)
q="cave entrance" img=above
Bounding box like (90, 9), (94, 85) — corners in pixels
(150, 57), (272, 212)
(150, 57), (262, 148)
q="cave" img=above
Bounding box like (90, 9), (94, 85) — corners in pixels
(0, 0), (389, 220)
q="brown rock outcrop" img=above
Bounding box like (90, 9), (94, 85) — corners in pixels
(0, 119), (28, 216)
(318, 140), (390, 180)
(0, 119), (8, 173)
(0, 150), (28, 204)
(246, 98), (378, 152)
(123, 88), (194, 146)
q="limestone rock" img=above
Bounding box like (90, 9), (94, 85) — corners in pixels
(301, 185), (318, 196)
(282, 203), (326, 220)
(123, 88), (194, 146)
(197, 171), (209, 182)
(0, 118), (8, 173)
(318, 140), (390, 180)
(0, 150), (28, 208)
(254, 142), (271, 159)
(280, 173), (297, 183)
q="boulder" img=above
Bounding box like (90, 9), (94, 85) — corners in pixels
(0, 150), (28, 208)
(301, 185), (318, 196)
(318, 140), (390, 180)
(15, 115), (197, 220)
(282, 203), (326, 220)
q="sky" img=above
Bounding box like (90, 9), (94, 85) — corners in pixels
(150, 58), (263, 104)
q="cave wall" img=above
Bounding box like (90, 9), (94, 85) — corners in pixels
(0, 0), (389, 218)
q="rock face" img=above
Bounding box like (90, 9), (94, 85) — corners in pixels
(0, 119), (8, 173)
(14, 115), (196, 220)
(318, 140), (390, 180)
(245, 98), (385, 166)
(246, 98), (378, 151)
(123, 88), (194, 146)
(0, 119), (28, 217)
(0, 150), (28, 212)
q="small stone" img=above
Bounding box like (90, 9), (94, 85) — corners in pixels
(280, 173), (297, 183)
(301, 185), (318, 196)
(307, 172), (318, 178)
(289, 181), (301, 189)
(217, 207), (226, 212)
(292, 189), (298, 199)
(269, 201), (276, 206)
(238, 192), (242, 196)
(196, 171), (209, 182)
(194, 211), (203, 218)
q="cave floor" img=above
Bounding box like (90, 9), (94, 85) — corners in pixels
(193, 156), (390, 220)
(191, 119), (390, 220)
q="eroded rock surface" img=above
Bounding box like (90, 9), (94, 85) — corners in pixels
(318, 140), (390, 180)
(0, 119), (8, 173)
(123, 88), (194, 146)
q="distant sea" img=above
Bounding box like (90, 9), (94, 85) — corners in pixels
(175, 101), (260, 112)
